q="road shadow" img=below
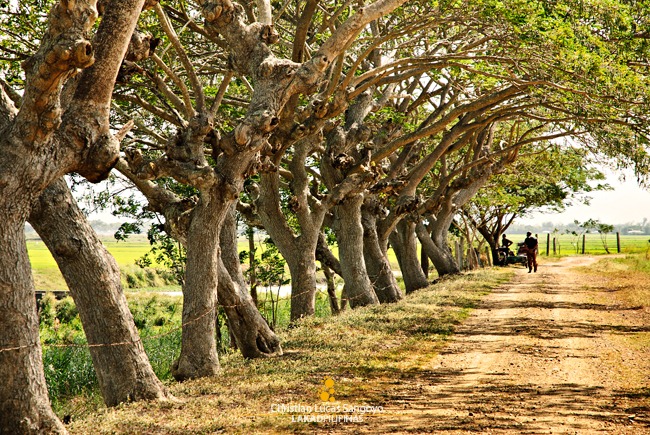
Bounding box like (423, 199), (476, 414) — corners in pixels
(349, 378), (649, 433)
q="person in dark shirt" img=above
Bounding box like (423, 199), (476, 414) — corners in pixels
(501, 234), (513, 249)
(524, 232), (538, 273)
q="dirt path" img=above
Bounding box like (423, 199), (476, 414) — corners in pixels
(355, 256), (650, 434)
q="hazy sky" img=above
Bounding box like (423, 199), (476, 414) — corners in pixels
(518, 168), (650, 225)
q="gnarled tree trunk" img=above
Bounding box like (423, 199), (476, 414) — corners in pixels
(390, 219), (429, 293)
(0, 212), (66, 433)
(256, 171), (324, 321)
(416, 220), (460, 276)
(361, 204), (402, 303)
(218, 205), (282, 357)
(172, 189), (224, 380)
(29, 179), (168, 406)
(332, 194), (379, 307)
(0, 0), (143, 429)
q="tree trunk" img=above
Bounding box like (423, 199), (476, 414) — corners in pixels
(288, 252), (323, 320)
(333, 194), (379, 307)
(416, 221), (460, 276)
(475, 226), (500, 266)
(316, 232), (342, 277)
(322, 265), (340, 314)
(247, 228), (258, 305)
(0, 213), (66, 434)
(172, 190), (223, 380)
(256, 172), (323, 321)
(218, 205), (281, 358)
(390, 220), (429, 293)
(361, 206), (402, 303)
(421, 243), (429, 277)
(29, 179), (168, 406)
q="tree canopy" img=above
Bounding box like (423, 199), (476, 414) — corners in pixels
(2, 0), (650, 431)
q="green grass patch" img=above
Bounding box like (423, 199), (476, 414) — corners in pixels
(528, 234), (650, 256)
(38, 292), (187, 417)
(28, 235), (182, 291)
(67, 267), (513, 434)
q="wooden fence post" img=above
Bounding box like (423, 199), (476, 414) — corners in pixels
(582, 234), (586, 254)
(546, 233), (550, 256)
(553, 237), (557, 255)
(616, 232), (621, 253)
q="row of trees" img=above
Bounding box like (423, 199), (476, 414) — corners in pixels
(2, 0), (650, 432)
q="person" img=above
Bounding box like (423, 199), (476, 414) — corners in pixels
(501, 234), (513, 251)
(495, 234), (514, 266)
(523, 231), (538, 273)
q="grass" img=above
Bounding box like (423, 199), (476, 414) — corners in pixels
(39, 293), (186, 416)
(577, 253), (650, 400)
(27, 235), (155, 290)
(583, 253), (650, 309)
(519, 233), (650, 256)
(66, 267), (513, 434)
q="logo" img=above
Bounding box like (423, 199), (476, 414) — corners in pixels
(319, 377), (336, 402)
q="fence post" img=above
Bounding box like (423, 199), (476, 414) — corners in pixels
(582, 234), (586, 254)
(546, 233), (550, 256)
(616, 232), (621, 253)
(553, 237), (556, 255)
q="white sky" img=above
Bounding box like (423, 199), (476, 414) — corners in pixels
(518, 167), (650, 225)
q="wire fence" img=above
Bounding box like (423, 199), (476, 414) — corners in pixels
(0, 284), (377, 354)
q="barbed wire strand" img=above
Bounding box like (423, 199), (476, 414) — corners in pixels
(0, 282), (398, 353)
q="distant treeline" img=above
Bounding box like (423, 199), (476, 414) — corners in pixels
(26, 220), (123, 237)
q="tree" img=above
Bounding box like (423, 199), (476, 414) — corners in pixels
(29, 179), (168, 406)
(112, 0), (410, 377)
(0, 0), (145, 430)
(569, 219), (615, 254)
(464, 146), (609, 264)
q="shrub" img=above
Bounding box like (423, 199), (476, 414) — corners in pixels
(39, 292), (57, 328)
(55, 297), (78, 324)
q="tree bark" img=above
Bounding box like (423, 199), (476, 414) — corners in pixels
(218, 205), (282, 358)
(389, 219), (429, 293)
(361, 205), (403, 303)
(172, 190), (223, 380)
(0, 214), (65, 434)
(0, 0), (143, 428)
(322, 265), (340, 314)
(256, 171), (324, 321)
(420, 171), (493, 277)
(417, 220), (461, 276)
(29, 179), (168, 406)
(332, 194), (379, 307)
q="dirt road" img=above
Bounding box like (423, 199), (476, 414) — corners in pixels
(360, 256), (650, 434)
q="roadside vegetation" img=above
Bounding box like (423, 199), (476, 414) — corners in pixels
(55, 267), (513, 433)
(577, 254), (650, 417)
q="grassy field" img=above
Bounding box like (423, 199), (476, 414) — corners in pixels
(509, 233), (650, 256)
(27, 234), (406, 291)
(27, 235), (155, 290)
(28, 232), (650, 290)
